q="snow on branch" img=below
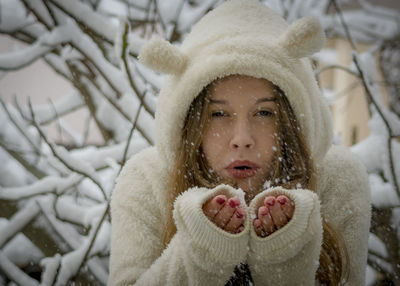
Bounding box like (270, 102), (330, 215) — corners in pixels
(36, 199), (109, 284)
(40, 253), (62, 286)
(0, 200), (40, 247)
(69, 139), (147, 169)
(0, 174), (82, 201)
(55, 197), (106, 228)
(324, 7), (399, 43)
(28, 102), (108, 200)
(68, 23), (130, 95)
(21, 0), (55, 30)
(47, 0), (117, 44)
(32, 90), (85, 125)
(0, 0), (31, 33)
(53, 204), (109, 285)
(0, 99), (42, 154)
(0, 23), (73, 70)
(0, 250), (39, 286)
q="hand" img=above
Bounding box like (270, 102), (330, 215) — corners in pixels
(203, 195), (246, 234)
(253, 195), (294, 237)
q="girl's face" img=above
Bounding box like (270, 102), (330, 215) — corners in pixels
(202, 75), (278, 195)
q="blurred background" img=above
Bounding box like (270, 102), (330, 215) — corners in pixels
(0, 0), (399, 285)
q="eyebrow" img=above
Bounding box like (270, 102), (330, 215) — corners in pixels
(209, 97), (276, 104)
(209, 99), (227, 104)
(256, 97), (276, 103)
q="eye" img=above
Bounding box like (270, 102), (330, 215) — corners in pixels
(211, 110), (227, 118)
(255, 110), (274, 117)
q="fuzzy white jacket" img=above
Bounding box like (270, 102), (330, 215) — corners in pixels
(108, 145), (371, 286)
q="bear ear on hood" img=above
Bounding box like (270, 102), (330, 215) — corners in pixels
(278, 16), (326, 59)
(138, 37), (188, 75)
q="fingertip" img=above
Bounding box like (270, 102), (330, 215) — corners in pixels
(277, 195), (288, 205)
(280, 197), (295, 220)
(254, 223), (263, 237)
(215, 195), (226, 205)
(233, 197), (241, 205)
(236, 225), (244, 233)
(258, 206), (268, 217)
(253, 218), (261, 228)
(235, 208), (246, 219)
(235, 211), (244, 219)
(228, 197), (240, 208)
(264, 196), (276, 207)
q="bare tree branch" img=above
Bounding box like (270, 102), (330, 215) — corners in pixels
(68, 62), (112, 143)
(315, 64), (360, 78)
(120, 22), (146, 169)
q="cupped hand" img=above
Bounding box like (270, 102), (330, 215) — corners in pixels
(203, 195), (246, 234)
(253, 195), (295, 237)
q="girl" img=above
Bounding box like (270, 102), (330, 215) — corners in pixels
(108, 1), (371, 285)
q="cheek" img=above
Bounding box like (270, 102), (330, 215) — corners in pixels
(257, 131), (278, 163)
(202, 128), (227, 167)
(264, 133), (277, 150)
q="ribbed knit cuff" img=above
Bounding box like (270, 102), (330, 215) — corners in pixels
(248, 187), (322, 264)
(173, 184), (249, 264)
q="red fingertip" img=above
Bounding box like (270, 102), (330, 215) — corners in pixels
(216, 197), (226, 205)
(229, 198), (239, 208)
(265, 197), (275, 206)
(278, 197), (287, 205)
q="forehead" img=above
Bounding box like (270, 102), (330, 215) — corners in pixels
(209, 75), (276, 100)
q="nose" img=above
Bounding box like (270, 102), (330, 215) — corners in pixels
(229, 119), (255, 150)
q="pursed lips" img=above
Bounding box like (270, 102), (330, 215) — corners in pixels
(225, 160), (260, 179)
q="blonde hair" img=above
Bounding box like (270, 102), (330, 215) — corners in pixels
(163, 77), (349, 285)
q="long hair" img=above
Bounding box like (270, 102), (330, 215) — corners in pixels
(163, 78), (349, 285)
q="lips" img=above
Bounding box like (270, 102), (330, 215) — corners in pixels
(226, 160), (260, 179)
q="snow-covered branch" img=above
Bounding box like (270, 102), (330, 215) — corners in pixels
(47, 0), (117, 44)
(0, 174), (82, 201)
(0, 250), (39, 286)
(0, 24), (73, 70)
(0, 201), (40, 247)
(21, 0), (55, 31)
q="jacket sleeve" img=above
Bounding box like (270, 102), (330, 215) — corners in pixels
(246, 145), (371, 286)
(108, 153), (249, 286)
(318, 146), (371, 285)
(247, 187), (323, 286)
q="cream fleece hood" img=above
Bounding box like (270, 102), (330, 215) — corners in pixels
(139, 0), (333, 168)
